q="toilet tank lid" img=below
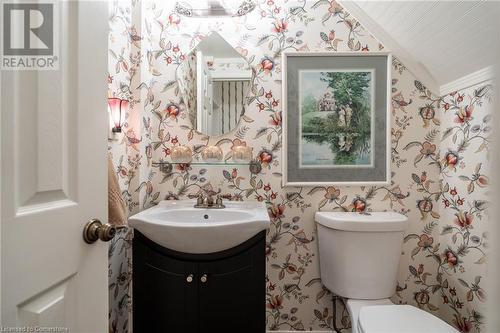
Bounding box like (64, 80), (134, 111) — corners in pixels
(359, 305), (458, 333)
(315, 212), (408, 232)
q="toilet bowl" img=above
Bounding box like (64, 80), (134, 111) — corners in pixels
(347, 299), (457, 333)
(315, 212), (458, 333)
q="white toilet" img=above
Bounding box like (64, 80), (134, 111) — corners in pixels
(315, 212), (458, 333)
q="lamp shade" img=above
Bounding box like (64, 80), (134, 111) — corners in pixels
(108, 97), (129, 132)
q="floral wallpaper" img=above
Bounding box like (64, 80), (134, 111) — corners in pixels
(177, 51), (197, 127)
(401, 82), (493, 332)
(107, 0), (493, 332)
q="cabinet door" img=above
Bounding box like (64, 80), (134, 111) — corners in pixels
(198, 238), (265, 333)
(134, 240), (198, 332)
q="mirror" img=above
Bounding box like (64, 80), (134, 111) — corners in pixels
(177, 32), (252, 136)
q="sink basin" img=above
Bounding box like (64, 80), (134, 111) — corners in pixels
(128, 200), (270, 254)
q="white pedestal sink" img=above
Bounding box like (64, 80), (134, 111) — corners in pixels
(128, 200), (270, 254)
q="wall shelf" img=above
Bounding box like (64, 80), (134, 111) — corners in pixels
(152, 161), (254, 167)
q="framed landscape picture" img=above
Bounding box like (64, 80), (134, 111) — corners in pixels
(282, 52), (391, 186)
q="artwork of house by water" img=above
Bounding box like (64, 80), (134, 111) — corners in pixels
(299, 70), (373, 167)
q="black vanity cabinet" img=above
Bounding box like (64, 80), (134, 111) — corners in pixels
(133, 230), (266, 333)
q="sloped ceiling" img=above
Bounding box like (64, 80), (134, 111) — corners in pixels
(339, 0), (499, 95)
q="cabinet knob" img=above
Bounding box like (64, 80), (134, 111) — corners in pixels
(200, 274), (208, 283)
(186, 274), (193, 283)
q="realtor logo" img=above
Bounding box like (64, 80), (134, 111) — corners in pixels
(1, 1), (59, 70)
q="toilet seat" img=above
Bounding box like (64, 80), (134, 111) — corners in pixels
(359, 305), (458, 333)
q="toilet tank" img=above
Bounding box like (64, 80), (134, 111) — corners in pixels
(315, 212), (409, 299)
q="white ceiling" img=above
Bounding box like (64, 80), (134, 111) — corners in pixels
(340, 0), (499, 95)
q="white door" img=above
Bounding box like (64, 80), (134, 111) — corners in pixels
(1, 1), (109, 332)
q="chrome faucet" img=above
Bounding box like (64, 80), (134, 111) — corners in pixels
(194, 193), (225, 209)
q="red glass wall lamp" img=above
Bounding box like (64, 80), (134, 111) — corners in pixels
(107, 97), (129, 133)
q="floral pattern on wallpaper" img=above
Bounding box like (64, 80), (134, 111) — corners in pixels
(108, 1), (140, 332)
(401, 82), (493, 332)
(177, 52), (197, 127)
(107, 0), (492, 332)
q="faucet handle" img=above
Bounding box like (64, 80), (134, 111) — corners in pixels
(215, 194), (225, 208)
(196, 193), (204, 205)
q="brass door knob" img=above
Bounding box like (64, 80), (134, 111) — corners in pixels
(186, 274), (194, 283)
(200, 274), (208, 283)
(83, 219), (116, 244)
